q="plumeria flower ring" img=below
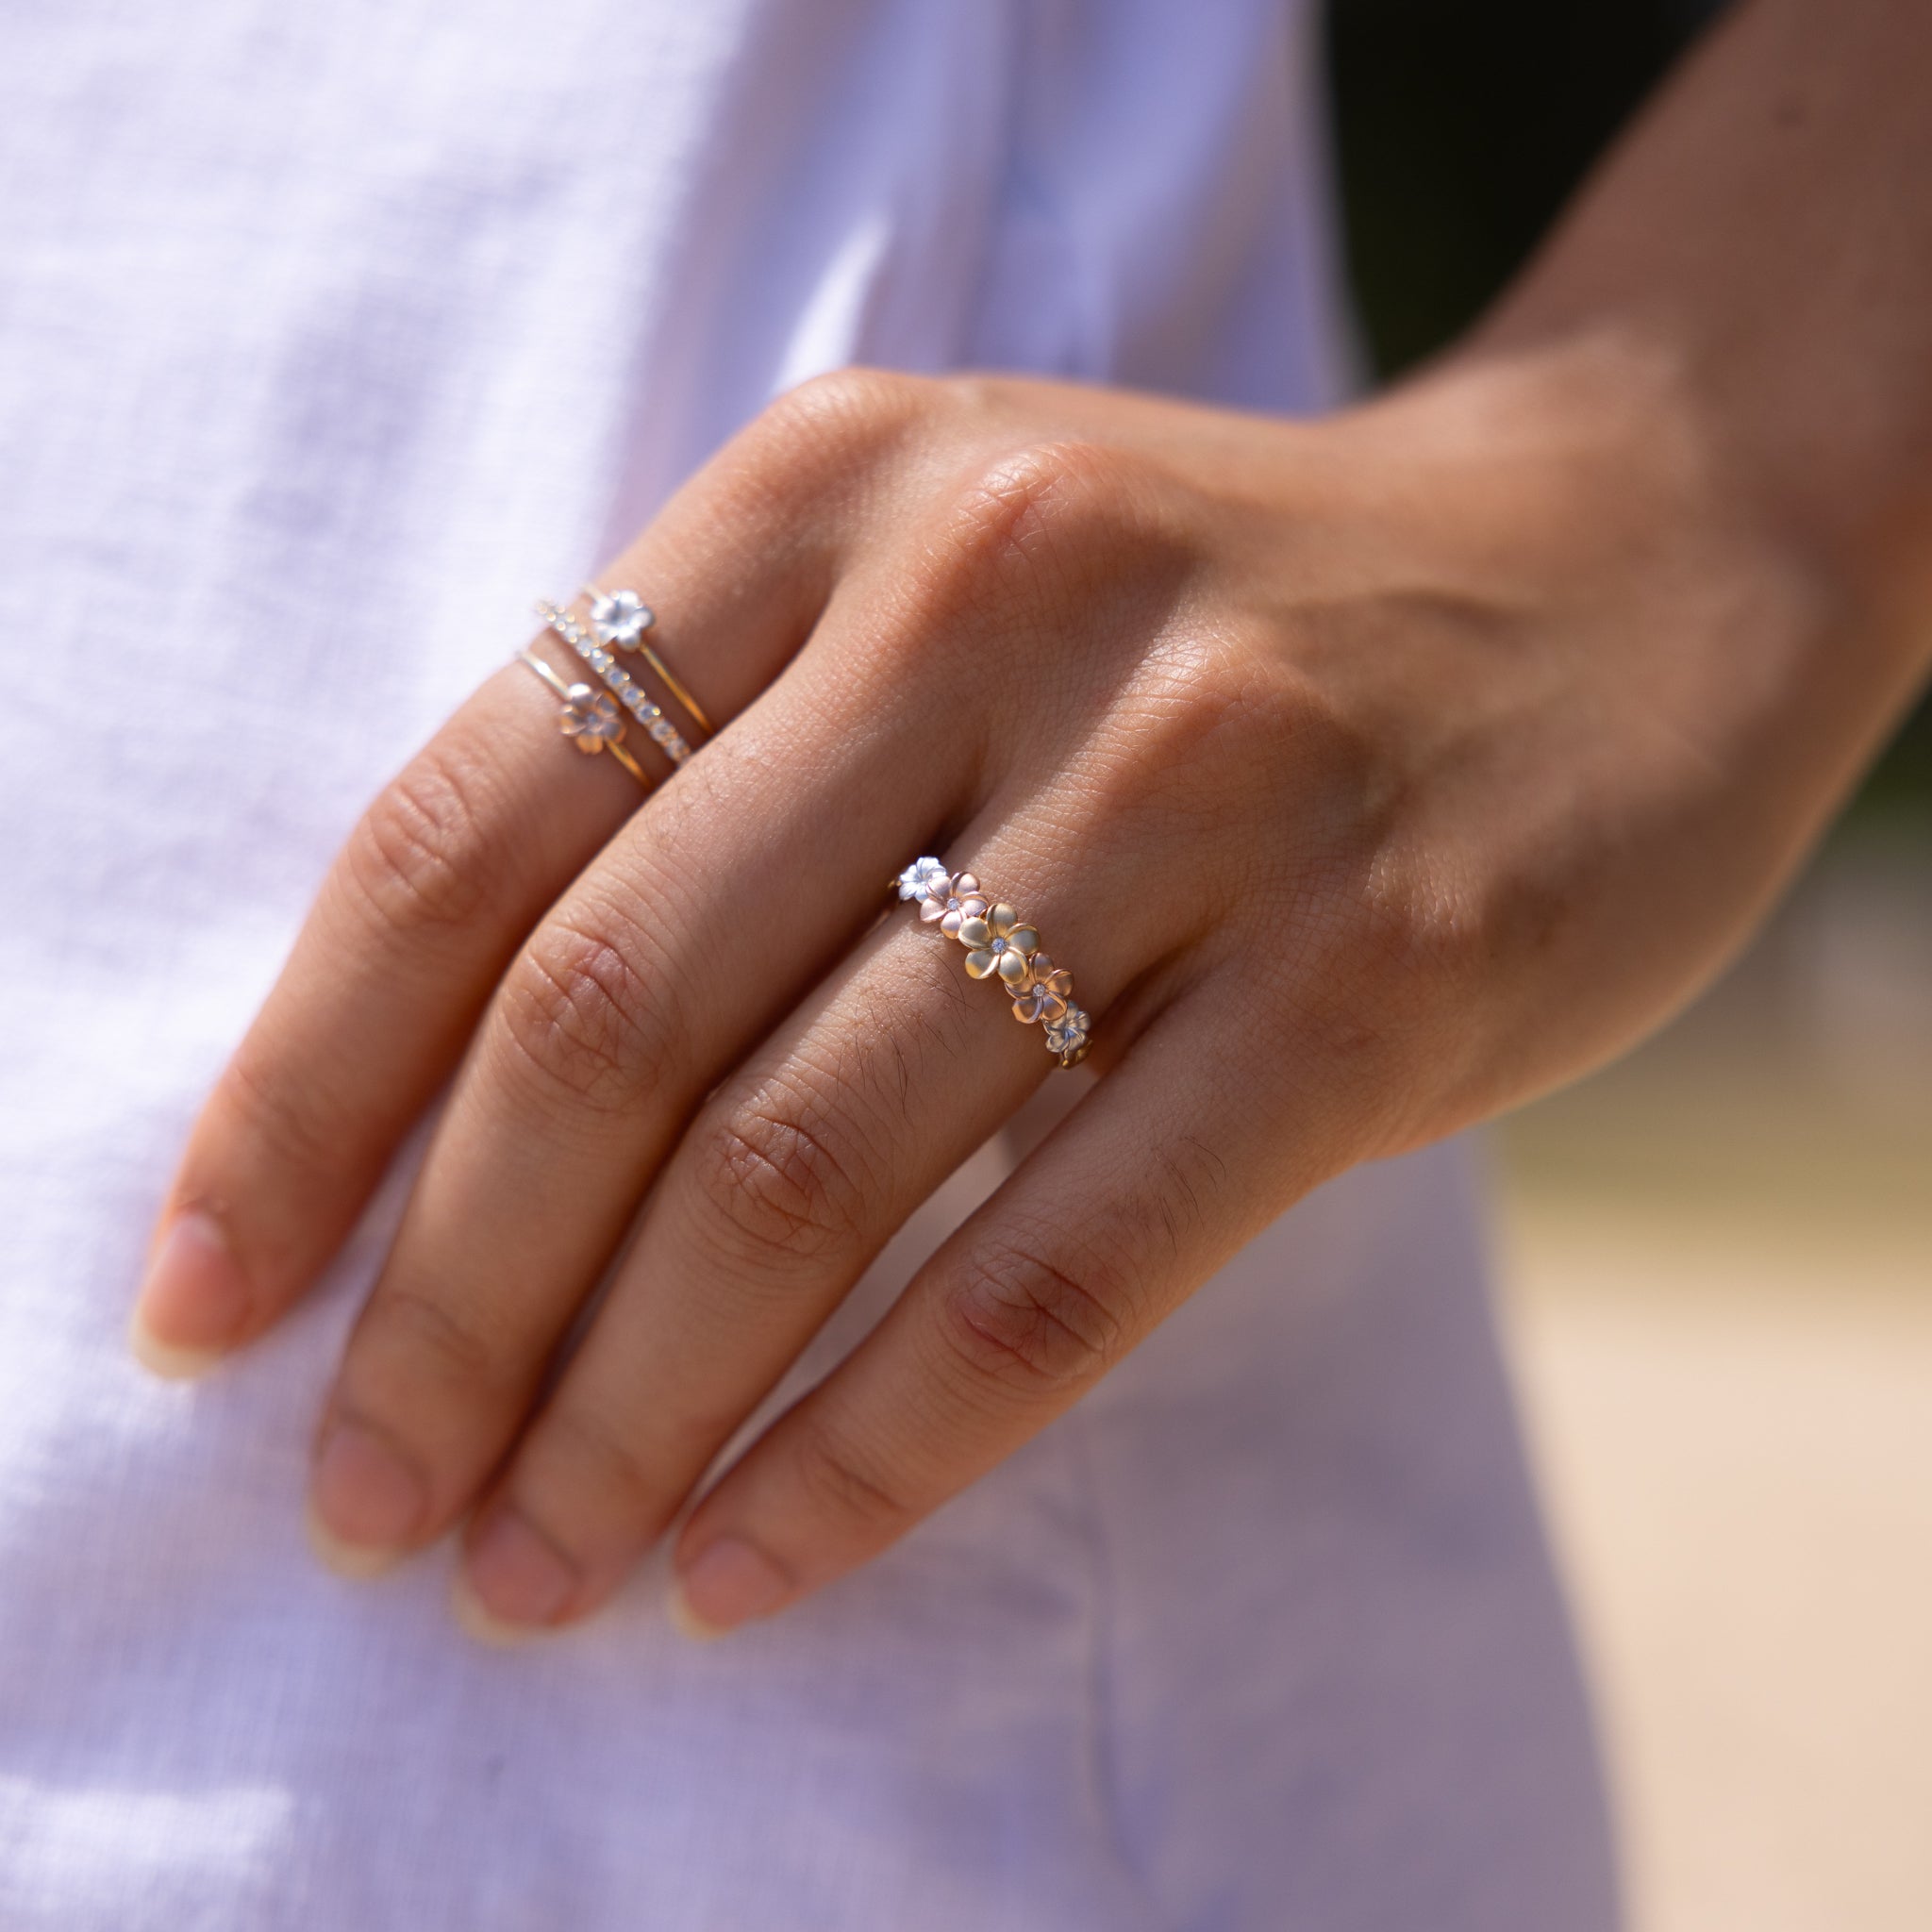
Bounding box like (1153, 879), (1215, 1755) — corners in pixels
(1010, 953), (1072, 1024)
(589, 587), (657, 649)
(559, 685), (626, 754)
(923, 871), (989, 937)
(957, 904), (1041, 987)
(896, 856), (951, 905)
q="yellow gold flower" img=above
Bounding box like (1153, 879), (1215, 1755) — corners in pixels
(958, 903), (1041, 985)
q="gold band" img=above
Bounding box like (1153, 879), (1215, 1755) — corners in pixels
(515, 647), (651, 787)
(536, 602), (694, 766)
(584, 584), (714, 738)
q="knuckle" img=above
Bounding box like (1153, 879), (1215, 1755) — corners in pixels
(217, 1034), (350, 1183)
(496, 908), (672, 1120)
(756, 366), (929, 472)
(936, 1235), (1129, 1397)
(341, 746), (499, 936)
(788, 1417), (910, 1534)
(930, 440), (1170, 628)
(362, 1285), (508, 1398)
(538, 1404), (664, 1521)
(690, 1072), (874, 1268)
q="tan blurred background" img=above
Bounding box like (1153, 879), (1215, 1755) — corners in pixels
(1327, 6), (1932, 1924)
(1491, 834), (1932, 1932)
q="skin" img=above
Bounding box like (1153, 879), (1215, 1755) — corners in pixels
(131, 0), (1932, 1641)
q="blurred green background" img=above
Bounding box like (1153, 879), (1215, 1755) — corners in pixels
(1326, 0), (1932, 823)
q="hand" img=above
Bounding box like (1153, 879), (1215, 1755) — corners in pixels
(129, 346), (1847, 1638)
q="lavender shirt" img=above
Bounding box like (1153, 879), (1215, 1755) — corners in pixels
(0, 1), (1616, 1924)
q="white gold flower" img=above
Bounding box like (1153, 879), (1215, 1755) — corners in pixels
(897, 856), (951, 903)
(1043, 1004), (1090, 1061)
(590, 588), (656, 648)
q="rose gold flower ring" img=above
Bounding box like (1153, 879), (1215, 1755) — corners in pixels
(534, 600), (700, 769)
(514, 647), (651, 787)
(894, 857), (1092, 1067)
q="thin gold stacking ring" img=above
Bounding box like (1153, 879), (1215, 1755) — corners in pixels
(894, 857), (1092, 1067)
(584, 584), (715, 738)
(514, 647), (650, 786)
(534, 601), (698, 768)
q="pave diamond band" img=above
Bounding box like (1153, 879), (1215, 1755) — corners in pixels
(536, 600), (695, 767)
(894, 857), (1092, 1067)
(585, 584), (714, 738)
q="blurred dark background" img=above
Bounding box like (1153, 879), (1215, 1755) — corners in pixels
(1325, 0), (1932, 822)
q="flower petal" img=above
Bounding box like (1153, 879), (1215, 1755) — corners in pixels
(997, 949), (1030, 987)
(1007, 925), (1041, 958)
(989, 903), (1021, 937)
(964, 948), (998, 979)
(919, 898), (946, 922)
(958, 917), (992, 949)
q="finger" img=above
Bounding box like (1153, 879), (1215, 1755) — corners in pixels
(302, 593), (980, 1572)
(450, 829), (1159, 1637)
(130, 383), (872, 1380)
(302, 410), (1194, 1574)
(660, 998), (1287, 1638)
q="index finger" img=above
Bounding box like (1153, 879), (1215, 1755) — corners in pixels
(128, 416), (845, 1376)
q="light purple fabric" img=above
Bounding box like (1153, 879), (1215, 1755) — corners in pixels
(0, 1), (1617, 1924)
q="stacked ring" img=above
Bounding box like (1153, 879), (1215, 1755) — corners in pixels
(535, 601), (697, 767)
(895, 857), (1092, 1067)
(585, 584), (715, 737)
(515, 648), (650, 785)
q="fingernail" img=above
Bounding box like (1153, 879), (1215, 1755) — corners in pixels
(129, 1210), (251, 1378)
(456, 1506), (579, 1641)
(308, 1415), (426, 1578)
(667, 1536), (792, 1641)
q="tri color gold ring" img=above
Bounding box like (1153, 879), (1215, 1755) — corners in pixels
(894, 858), (1092, 1066)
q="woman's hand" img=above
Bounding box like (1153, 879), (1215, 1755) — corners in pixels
(129, 334), (1875, 1639)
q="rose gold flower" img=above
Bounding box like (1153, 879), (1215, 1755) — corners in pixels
(1010, 953), (1072, 1024)
(559, 685), (625, 753)
(922, 870), (989, 936)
